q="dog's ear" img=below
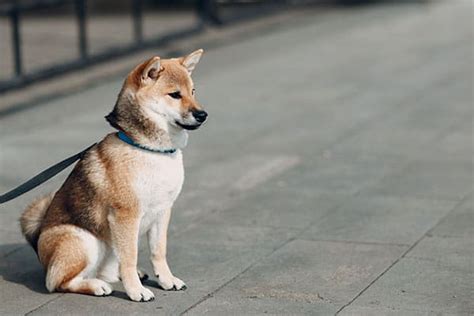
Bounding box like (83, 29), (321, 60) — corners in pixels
(141, 56), (162, 83)
(181, 49), (203, 74)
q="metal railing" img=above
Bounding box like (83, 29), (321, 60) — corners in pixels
(0, 0), (244, 93)
(0, 0), (290, 93)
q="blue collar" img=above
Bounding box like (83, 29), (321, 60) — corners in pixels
(117, 131), (177, 154)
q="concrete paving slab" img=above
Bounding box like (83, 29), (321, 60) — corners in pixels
(187, 296), (337, 316)
(176, 153), (301, 218)
(205, 186), (347, 229)
(405, 235), (473, 273)
(171, 222), (299, 250)
(0, 246), (62, 315)
(0, 146), (83, 185)
(300, 196), (457, 245)
(363, 161), (473, 201)
(339, 305), (464, 316)
(187, 239), (407, 314)
(260, 154), (404, 196)
(429, 118), (474, 163)
(430, 195), (474, 238)
(345, 256), (474, 315)
(0, 228), (24, 258)
(330, 78), (472, 163)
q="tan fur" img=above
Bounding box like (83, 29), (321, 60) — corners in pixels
(19, 50), (206, 301)
(38, 225), (88, 291)
(20, 193), (55, 251)
(106, 56), (204, 149)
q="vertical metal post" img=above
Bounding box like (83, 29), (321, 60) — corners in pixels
(10, 6), (22, 77)
(75, 0), (88, 60)
(132, 0), (143, 44)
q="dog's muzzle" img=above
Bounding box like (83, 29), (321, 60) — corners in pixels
(176, 110), (208, 130)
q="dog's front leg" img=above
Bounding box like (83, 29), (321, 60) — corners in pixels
(109, 211), (155, 302)
(148, 208), (186, 291)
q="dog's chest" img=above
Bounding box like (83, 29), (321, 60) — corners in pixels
(132, 150), (184, 233)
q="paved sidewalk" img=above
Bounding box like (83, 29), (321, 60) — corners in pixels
(0, 1), (472, 315)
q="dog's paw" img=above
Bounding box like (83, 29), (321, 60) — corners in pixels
(127, 286), (155, 302)
(156, 274), (187, 291)
(90, 279), (113, 296)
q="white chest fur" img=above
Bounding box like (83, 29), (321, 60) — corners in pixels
(131, 149), (184, 234)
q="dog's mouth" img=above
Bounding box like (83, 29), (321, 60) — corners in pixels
(176, 121), (201, 130)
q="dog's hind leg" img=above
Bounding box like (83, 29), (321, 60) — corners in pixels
(38, 225), (113, 296)
(60, 276), (113, 296)
(97, 250), (120, 283)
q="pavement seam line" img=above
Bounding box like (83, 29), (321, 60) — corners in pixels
(24, 294), (65, 316)
(180, 196), (347, 314)
(1, 245), (24, 258)
(425, 190), (473, 237)
(334, 193), (472, 315)
(179, 237), (297, 315)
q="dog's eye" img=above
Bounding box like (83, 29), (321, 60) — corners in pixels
(192, 88), (196, 95)
(168, 91), (182, 99)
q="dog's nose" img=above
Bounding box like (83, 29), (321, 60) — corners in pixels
(192, 110), (208, 123)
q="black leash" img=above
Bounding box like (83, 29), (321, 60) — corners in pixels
(0, 143), (97, 204)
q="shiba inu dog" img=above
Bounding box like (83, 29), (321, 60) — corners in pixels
(19, 49), (207, 302)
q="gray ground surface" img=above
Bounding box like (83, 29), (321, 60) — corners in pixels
(0, 1), (472, 315)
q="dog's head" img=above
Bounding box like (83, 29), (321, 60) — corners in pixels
(106, 50), (207, 136)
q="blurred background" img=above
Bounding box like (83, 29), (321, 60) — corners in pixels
(0, 0), (429, 92)
(0, 0), (472, 315)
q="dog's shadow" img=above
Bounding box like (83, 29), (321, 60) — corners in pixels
(0, 243), (48, 294)
(0, 243), (164, 301)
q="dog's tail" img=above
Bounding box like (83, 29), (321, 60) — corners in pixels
(19, 193), (55, 251)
